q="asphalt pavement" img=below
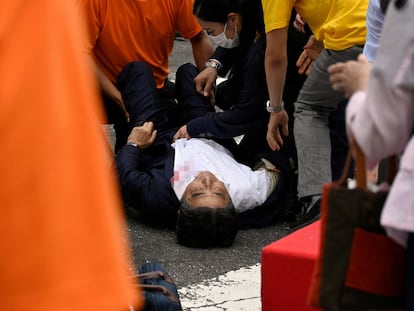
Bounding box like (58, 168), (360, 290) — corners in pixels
(122, 36), (292, 310)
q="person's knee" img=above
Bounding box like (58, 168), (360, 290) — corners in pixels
(117, 61), (153, 88)
(124, 61), (152, 74)
(176, 63), (198, 85)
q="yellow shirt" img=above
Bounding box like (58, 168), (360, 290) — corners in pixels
(0, 1), (141, 310)
(262, 0), (368, 50)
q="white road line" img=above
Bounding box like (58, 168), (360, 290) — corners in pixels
(179, 264), (261, 311)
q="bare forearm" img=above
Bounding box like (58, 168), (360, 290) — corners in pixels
(265, 29), (288, 107)
(86, 54), (128, 118)
(264, 28), (289, 151)
(190, 31), (214, 70)
(86, 54), (121, 102)
(265, 51), (287, 106)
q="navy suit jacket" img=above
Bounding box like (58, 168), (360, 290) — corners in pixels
(116, 130), (180, 228)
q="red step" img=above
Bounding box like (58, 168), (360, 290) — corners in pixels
(261, 221), (322, 311)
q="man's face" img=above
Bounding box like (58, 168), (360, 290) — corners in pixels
(183, 171), (231, 208)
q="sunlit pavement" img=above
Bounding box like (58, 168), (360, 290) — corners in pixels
(179, 264), (261, 311)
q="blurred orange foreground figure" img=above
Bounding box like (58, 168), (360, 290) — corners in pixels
(0, 1), (141, 310)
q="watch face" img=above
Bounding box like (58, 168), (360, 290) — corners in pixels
(205, 60), (221, 70)
(210, 62), (218, 69)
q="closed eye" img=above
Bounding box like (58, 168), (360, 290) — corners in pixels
(191, 192), (225, 198)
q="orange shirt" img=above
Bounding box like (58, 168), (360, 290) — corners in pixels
(78, 0), (203, 88)
(0, 1), (141, 310)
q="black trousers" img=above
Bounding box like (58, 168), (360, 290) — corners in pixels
(102, 61), (177, 152)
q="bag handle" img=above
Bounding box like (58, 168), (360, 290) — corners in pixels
(137, 271), (175, 284)
(140, 284), (180, 302)
(128, 284), (180, 310)
(337, 142), (397, 190)
(355, 143), (367, 189)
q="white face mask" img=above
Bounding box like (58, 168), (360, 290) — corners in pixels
(209, 22), (240, 48)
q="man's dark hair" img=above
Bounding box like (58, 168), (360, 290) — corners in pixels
(175, 199), (238, 248)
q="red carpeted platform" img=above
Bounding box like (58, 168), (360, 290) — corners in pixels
(261, 221), (322, 311)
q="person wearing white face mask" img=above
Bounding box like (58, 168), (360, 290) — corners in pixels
(173, 0), (294, 167)
(209, 21), (240, 48)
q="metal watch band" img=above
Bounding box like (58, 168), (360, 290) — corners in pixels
(266, 100), (285, 113)
(127, 142), (138, 148)
(204, 59), (222, 71)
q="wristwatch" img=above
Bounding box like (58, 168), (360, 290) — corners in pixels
(266, 100), (285, 113)
(127, 142), (138, 148)
(204, 59), (223, 71)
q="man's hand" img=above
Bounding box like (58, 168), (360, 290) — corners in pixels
(266, 110), (289, 151)
(296, 35), (323, 75)
(328, 54), (372, 98)
(193, 67), (217, 97)
(173, 125), (191, 141)
(127, 122), (157, 149)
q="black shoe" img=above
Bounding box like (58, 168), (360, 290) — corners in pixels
(288, 197), (321, 233)
(281, 195), (302, 223)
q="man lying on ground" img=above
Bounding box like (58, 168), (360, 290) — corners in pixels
(116, 122), (292, 247)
